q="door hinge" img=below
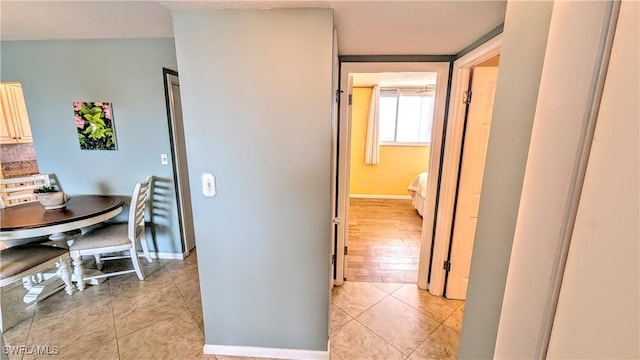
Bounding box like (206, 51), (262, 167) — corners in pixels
(443, 260), (451, 272)
(344, 247), (348, 255)
(348, 94), (353, 106)
(332, 217), (341, 225)
(336, 89), (343, 104)
(463, 90), (472, 105)
(332, 254), (335, 265)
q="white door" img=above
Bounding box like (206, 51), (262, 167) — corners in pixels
(330, 29), (339, 287)
(446, 66), (498, 300)
(165, 71), (197, 254)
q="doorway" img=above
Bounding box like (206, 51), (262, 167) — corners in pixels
(345, 78), (436, 283)
(446, 59), (499, 299)
(335, 62), (451, 287)
(428, 34), (502, 298)
(162, 69), (196, 256)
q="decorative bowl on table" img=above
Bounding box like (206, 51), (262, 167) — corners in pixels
(33, 186), (71, 210)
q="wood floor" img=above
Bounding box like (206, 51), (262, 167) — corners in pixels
(346, 198), (423, 283)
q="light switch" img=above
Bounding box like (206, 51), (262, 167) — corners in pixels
(160, 154), (168, 165)
(201, 173), (216, 197)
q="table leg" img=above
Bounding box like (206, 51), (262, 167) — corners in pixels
(20, 257), (74, 304)
(22, 278), (65, 304)
(56, 258), (74, 295)
(82, 270), (108, 286)
(72, 256), (85, 291)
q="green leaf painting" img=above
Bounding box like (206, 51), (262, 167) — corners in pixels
(73, 101), (117, 150)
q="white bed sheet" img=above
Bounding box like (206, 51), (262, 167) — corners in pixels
(407, 172), (428, 217)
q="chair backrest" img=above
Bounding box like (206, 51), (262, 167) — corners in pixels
(0, 174), (50, 207)
(128, 176), (152, 242)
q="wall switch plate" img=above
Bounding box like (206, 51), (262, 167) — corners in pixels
(201, 173), (216, 197)
(160, 154), (168, 165)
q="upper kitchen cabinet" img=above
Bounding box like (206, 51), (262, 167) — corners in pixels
(0, 82), (33, 144)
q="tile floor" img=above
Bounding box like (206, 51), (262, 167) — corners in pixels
(2, 251), (463, 360)
(331, 281), (463, 360)
(2, 254), (207, 360)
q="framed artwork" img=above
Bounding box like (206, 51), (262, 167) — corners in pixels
(73, 101), (118, 150)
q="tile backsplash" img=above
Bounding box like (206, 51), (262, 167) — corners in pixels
(0, 143), (40, 177)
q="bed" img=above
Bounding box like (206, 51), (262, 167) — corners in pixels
(407, 172), (428, 217)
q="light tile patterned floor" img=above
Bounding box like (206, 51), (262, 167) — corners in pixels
(331, 281), (464, 360)
(2, 252), (463, 359)
(2, 254), (208, 360)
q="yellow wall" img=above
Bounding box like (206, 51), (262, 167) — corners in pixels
(476, 54), (501, 67)
(349, 87), (430, 196)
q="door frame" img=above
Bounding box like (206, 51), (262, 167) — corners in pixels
(445, 66), (499, 300)
(428, 34), (502, 296)
(335, 61), (451, 286)
(162, 68), (196, 257)
(329, 29), (339, 290)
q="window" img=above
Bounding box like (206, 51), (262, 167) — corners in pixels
(379, 88), (435, 144)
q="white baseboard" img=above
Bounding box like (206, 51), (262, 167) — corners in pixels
(350, 194), (411, 200)
(150, 252), (184, 260)
(87, 251), (185, 260)
(203, 340), (330, 360)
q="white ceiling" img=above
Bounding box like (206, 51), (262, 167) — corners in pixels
(352, 72), (438, 87)
(0, 1), (506, 55)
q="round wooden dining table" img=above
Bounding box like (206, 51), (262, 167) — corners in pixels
(0, 195), (124, 241)
(1, 195), (125, 303)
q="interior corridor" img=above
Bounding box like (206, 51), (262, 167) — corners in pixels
(3, 249), (463, 359)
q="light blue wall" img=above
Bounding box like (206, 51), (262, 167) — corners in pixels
(173, 9), (334, 351)
(1, 38), (183, 254)
(458, 1), (553, 358)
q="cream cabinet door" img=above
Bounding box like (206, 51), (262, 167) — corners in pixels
(0, 86), (18, 144)
(9, 84), (33, 143)
(0, 83), (33, 144)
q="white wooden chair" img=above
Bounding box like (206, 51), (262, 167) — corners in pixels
(0, 244), (73, 332)
(69, 177), (152, 291)
(0, 174), (50, 208)
(0, 174), (82, 250)
(0, 174), (56, 250)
